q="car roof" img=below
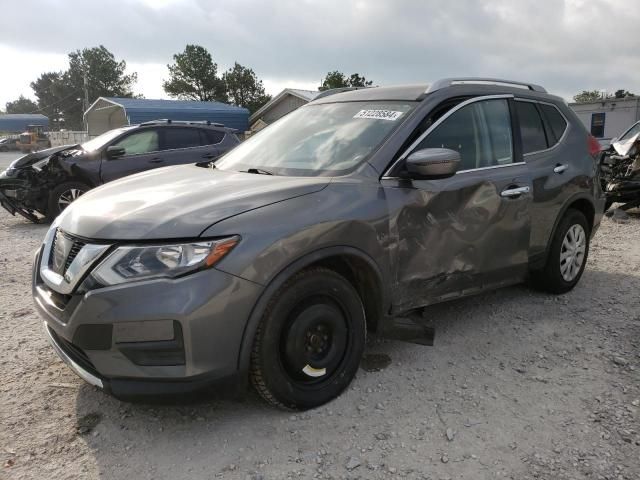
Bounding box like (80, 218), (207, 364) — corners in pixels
(310, 79), (564, 105)
(311, 84), (429, 103)
(133, 120), (235, 133)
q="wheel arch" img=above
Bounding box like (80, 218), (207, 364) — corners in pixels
(531, 193), (596, 271)
(236, 246), (388, 373)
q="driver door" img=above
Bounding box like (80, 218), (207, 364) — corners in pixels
(383, 96), (532, 312)
(100, 128), (162, 183)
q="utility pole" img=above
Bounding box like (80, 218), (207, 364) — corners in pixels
(83, 64), (89, 132)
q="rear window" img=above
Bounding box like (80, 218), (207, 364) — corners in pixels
(539, 104), (567, 145)
(515, 101), (547, 154)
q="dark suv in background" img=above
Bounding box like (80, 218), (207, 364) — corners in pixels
(0, 120), (239, 222)
(34, 78), (605, 410)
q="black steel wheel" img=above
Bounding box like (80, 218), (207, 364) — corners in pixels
(250, 267), (366, 410)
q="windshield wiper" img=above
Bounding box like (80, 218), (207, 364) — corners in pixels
(244, 167), (273, 175)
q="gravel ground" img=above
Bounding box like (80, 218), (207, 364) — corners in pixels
(1, 208), (639, 480)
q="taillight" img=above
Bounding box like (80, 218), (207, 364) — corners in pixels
(587, 135), (601, 157)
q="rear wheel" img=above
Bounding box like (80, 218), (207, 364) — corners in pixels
(530, 209), (590, 294)
(46, 181), (89, 222)
(250, 268), (366, 410)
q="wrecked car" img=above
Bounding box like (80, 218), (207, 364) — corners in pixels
(34, 78), (605, 410)
(600, 120), (640, 212)
(0, 120), (239, 223)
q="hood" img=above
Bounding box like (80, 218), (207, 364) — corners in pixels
(58, 164), (330, 240)
(9, 144), (79, 169)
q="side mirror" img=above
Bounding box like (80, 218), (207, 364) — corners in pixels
(106, 145), (126, 159)
(405, 148), (460, 179)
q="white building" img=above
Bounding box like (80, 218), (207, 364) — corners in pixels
(249, 89), (319, 131)
(570, 97), (640, 143)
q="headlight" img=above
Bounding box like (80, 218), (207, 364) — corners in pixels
(89, 236), (239, 286)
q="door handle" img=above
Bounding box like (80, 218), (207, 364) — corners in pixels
(500, 186), (530, 198)
(149, 158), (163, 164)
(553, 164), (568, 174)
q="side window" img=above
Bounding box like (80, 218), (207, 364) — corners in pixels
(162, 128), (202, 150)
(515, 101), (547, 153)
(539, 104), (567, 145)
(112, 130), (159, 155)
(202, 129), (225, 145)
(414, 98), (513, 171)
(590, 113), (605, 138)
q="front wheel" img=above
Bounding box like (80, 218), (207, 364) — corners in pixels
(250, 267), (366, 410)
(46, 181), (89, 222)
(530, 209), (590, 294)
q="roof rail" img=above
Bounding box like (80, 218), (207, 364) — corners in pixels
(314, 86), (372, 100)
(427, 78), (547, 93)
(139, 119), (226, 127)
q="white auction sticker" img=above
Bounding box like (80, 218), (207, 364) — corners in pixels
(353, 109), (404, 121)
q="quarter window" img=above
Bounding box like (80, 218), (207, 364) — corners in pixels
(515, 101), (547, 154)
(112, 130), (159, 155)
(539, 104), (567, 145)
(414, 98), (513, 171)
(202, 129), (225, 145)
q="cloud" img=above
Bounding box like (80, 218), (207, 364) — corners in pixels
(0, 0), (639, 106)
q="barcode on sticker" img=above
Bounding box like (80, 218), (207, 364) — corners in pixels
(353, 110), (404, 121)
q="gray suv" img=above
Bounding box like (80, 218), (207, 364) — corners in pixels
(33, 78), (605, 410)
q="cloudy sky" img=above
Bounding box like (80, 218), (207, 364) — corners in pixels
(1, 0), (639, 108)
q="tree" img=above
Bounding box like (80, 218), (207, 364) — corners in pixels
(573, 90), (608, 103)
(163, 45), (227, 102)
(30, 72), (67, 130)
(29, 46), (137, 130)
(64, 46), (137, 129)
(223, 63), (271, 113)
(614, 89), (635, 99)
(319, 70), (373, 91)
(5, 95), (39, 114)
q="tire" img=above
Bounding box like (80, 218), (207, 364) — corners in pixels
(250, 267), (366, 410)
(530, 209), (590, 294)
(46, 181), (90, 222)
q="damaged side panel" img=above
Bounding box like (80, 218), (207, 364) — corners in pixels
(382, 164), (531, 313)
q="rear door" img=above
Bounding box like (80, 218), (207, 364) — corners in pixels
(99, 128), (162, 182)
(383, 96), (532, 311)
(514, 99), (571, 260)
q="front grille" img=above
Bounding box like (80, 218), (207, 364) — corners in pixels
(50, 229), (86, 275)
(65, 240), (85, 271)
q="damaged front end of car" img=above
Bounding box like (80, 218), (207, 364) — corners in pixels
(0, 145), (80, 223)
(600, 133), (640, 212)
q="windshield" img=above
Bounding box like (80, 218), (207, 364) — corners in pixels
(619, 122), (640, 142)
(81, 126), (135, 152)
(216, 101), (415, 176)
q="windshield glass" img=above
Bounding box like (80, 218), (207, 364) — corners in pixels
(81, 126), (135, 152)
(619, 122), (640, 142)
(216, 101), (415, 176)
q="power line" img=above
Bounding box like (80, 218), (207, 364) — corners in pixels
(25, 88), (83, 115)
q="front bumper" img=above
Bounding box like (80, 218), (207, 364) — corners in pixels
(33, 247), (263, 396)
(0, 171), (41, 222)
